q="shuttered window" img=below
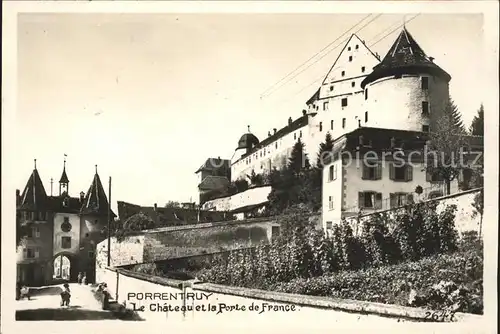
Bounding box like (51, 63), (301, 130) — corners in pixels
(358, 192), (383, 209)
(389, 163), (412, 182)
(362, 162), (382, 180)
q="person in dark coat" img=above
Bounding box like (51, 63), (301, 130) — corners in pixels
(60, 283), (71, 306)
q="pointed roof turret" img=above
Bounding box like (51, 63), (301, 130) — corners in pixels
(80, 165), (113, 216)
(361, 27), (451, 88)
(19, 159), (48, 210)
(59, 155), (69, 184)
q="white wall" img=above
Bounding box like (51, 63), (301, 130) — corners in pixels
(342, 189), (482, 236)
(202, 186), (272, 212)
(364, 75), (449, 132)
(231, 124), (310, 181)
(96, 235), (146, 268)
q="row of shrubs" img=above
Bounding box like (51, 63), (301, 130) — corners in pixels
(197, 202), (483, 314)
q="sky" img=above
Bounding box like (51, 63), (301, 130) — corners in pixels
(16, 13), (485, 212)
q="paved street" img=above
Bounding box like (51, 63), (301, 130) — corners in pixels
(15, 283), (122, 321)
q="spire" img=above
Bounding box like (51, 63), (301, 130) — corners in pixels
(59, 154), (69, 195)
(19, 166), (48, 210)
(95, 164), (98, 174)
(247, 125), (251, 133)
(361, 27), (451, 88)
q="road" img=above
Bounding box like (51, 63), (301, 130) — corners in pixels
(15, 283), (123, 321)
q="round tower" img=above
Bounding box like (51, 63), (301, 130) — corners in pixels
(360, 27), (451, 133)
(234, 126), (260, 161)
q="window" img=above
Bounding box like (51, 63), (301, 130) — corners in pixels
(38, 211), (46, 221)
(341, 71), (345, 77)
(351, 82), (355, 87)
(362, 162), (381, 180)
(326, 221), (333, 230)
(275, 142), (278, 149)
(361, 66), (365, 73)
(299, 130), (302, 138)
(319, 122), (323, 132)
(390, 193), (414, 208)
(330, 86), (334, 91)
(421, 77), (429, 90)
(355, 44), (359, 49)
(341, 98), (348, 107)
(328, 165), (337, 181)
(358, 192), (383, 209)
(62, 197), (69, 207)
(26, 227), (33, 238)
(422, 101), (429, 114)
(294, 133), (296, 140)
(427, 170), (444, 182)
(422, 125), (430, 132)
(365, 88), (368, 100)
(342, 118), (346, 129)
(323, 101), (329, 111)
(349, 56), (353, 62)
(330, 120), (334, 130)
(328, 196), (334, 210)
(389, 163), (413, 182)
(61, 236), (72, 249)
(428, 191), (443, 199)
(26, 248), (35, 259)
(348, 47), (351, 51)
(33, 226), (40, 238)
(365, 111), (368, 123)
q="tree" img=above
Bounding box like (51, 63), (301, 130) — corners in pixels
(426, 113), (468, 195)
(247, 170), (264, 186)
(471, 189), (484, 238)
(316, 132), (334, 168)
(286, 139), (310, 177)
(165, 201), (180, 208)
(469, 104), (484, 136)
(443, 97), (466, 134)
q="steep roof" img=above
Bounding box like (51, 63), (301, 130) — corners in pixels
(80, 172), (114, 217)
(19, 168), (48, 211)
(361, 27), (451, 88)
(59, 167), (69, 184)
(235, 115), (310, 163)
(306, 88), (320, 105)
(195, 158), (231, 174)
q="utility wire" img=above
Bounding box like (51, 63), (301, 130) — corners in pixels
(271, 14), (421, 109)
(260, 14), (375, 99)
(262, 14), (382, 100)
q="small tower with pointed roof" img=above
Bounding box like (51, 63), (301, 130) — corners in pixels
(59, 155), (70, 196)
(360, 27), (451, 133)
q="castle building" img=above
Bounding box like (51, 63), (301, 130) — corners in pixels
(194, 27), (483, 223)
(16, 158), (116, 286)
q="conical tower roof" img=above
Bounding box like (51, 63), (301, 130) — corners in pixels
(19, 162), (48, 210)
(361, 27), (451, 88)
(59, 167), (69, 184)
(80, 167), (111, 216)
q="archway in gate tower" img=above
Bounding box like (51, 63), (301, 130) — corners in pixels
(52, 253), (79, 283)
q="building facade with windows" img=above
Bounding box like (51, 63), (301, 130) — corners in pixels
(16, 159), (116, 286)
(322, 127), (483, 231)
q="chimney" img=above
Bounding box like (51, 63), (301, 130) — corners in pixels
(429, 57), (435, 62)
(273, 128), (277, 135)
(268, 131), (271, 137)
(302, 109), (307, 116)
(79, 191), (85, 203)
(154, 203), (157, 211)
(288, 117), (292, 125)
(16, 189), (20, 205)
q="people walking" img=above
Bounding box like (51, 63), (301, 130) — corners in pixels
(77, 272), (83, 284)
(82, 273), (87, 285)
(60, 283), (71, 307)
